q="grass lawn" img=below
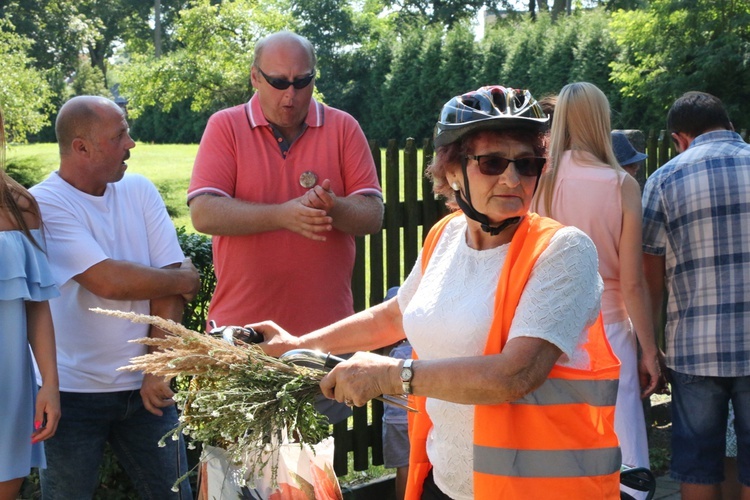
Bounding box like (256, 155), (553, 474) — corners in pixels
(6, 142), (417, 237)
(6, 142), (200, 232)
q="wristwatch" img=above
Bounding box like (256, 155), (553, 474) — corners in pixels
(400, 359), (414, 395)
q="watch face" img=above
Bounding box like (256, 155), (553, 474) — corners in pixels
(400, 366), (413, 381)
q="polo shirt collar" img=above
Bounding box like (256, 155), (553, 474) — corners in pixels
(245, 93), (325, 129)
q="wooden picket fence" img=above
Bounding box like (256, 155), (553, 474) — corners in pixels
(332, 137), (447, 477)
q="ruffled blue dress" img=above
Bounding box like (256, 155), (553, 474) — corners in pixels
(0, 229), (59, 481)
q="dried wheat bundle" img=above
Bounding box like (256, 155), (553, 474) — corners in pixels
(92, 308), (330, 481)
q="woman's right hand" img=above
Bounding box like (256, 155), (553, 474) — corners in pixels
(250, 320), (301, 357)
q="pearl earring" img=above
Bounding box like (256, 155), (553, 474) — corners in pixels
(451, 182), (460, 191)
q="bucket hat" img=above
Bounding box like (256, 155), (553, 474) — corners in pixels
(611, 131), (647, 166)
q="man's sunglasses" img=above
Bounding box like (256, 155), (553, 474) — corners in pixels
(256, 66), (315, 90)
(464, 155), (546, 177)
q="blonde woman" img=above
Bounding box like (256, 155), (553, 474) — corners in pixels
(533, 82), (663, 484)
(0, 109), (60, 500)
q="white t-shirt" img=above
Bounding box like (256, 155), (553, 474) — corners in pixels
(31, 172), (185, 392)
(398, 215), (602, 500)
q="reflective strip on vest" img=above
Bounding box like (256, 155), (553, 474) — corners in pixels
(511, 378), (619, 407)
(474, 446), (622, 478)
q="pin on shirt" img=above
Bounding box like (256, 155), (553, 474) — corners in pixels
(299, 170), (318, 189)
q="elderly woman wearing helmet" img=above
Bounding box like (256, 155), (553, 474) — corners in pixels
(256, 86), (622, 500)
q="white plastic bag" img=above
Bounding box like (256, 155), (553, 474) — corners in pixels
(197, 437), (343, 500)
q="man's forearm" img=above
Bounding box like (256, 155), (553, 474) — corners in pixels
(74, 259), (198, 301)
(147, 294), (186, 350)
(189, 195), (285, 235)
(330, 195), (384, 236)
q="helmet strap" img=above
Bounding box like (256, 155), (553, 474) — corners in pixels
(454, 157), (521, 236)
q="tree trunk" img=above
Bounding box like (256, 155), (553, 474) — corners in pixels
(551, 0), (566, 20)
(155, 0), (162, 58)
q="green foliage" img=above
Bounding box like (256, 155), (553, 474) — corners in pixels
(4, 155), (50, 189)
(610, 0), (750, 132)
(0, 21), (54, 143)
(387, 0), (485, 28)
(177, 227), (216, 333)
(439, 23), (481, 99)
(120, 0), (292, 119)
(476, 25), (512, 88)
(70, 56), (111, 98)
(130, 100), (211, 144)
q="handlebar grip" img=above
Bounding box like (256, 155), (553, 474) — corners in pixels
(233, 327), (264, 344)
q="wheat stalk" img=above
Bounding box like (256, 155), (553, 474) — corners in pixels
(91, 308), (330, 484)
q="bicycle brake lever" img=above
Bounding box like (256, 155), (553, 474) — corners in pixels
(208, 322), (264, 345)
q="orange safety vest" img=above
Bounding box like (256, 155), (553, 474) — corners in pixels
(405, 212), (621, 499)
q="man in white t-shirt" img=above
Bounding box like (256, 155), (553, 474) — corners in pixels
(30, 96), (200, 499)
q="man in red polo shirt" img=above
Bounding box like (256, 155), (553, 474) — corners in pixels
(188, 31), (383, 339)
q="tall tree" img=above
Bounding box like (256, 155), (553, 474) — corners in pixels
(1, 0), (187, 84)
(610, 0), (750, 132)
(0, 22), (54, 142)
(120, 0), (291, 117)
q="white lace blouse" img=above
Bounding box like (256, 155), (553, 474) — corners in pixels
(398, 215), (602, 500)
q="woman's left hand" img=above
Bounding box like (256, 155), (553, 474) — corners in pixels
(320, 352), (401, 407)
(31, 383), (61, 444)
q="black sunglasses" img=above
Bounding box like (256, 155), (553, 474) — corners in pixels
(464, 155), (546, 177)
(256, 66), (315, 90)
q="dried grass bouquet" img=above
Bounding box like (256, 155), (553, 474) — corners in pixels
(94, 308), (331, 480)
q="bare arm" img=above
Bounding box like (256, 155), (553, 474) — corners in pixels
(140, 263), (190, 416)
(619, 176), (662, 397)
(643, 253), (666, 334)
(73, 258), (200, 302)
(189, 193), (334, 241)
(26, 300), (60, 443)
(319, 336), (563, 407)
(257, 297), (562, 407)
(255, 297), (406, 358)
(302, 179), (384, 236)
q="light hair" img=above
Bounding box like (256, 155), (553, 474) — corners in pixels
(252, 31), (316, 70)
(534, 82), (620, 216)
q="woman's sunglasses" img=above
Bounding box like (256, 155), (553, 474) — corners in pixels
(464, 155), (546, 177)
(256, 66), (315, 90)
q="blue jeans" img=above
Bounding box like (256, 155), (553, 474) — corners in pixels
(669, 370), (750, 486)
(41, 390), (191, 500)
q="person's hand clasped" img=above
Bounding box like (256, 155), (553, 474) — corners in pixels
(279, 196), (333, 241)
(319, 351), (400, 408)
(302, 178), (337, 214)
(140, 373), (176, 416)
(179, 257), (201, 303)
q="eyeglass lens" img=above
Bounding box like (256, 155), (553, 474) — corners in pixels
(257, 67), (314, 90)
(468, 155), (546, 177)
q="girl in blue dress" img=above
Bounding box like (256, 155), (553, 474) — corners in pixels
(0, 110), (60, 499)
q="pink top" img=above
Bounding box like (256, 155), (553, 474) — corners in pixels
(188, 95), (382, 335)
(537, 150), (628, 324)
